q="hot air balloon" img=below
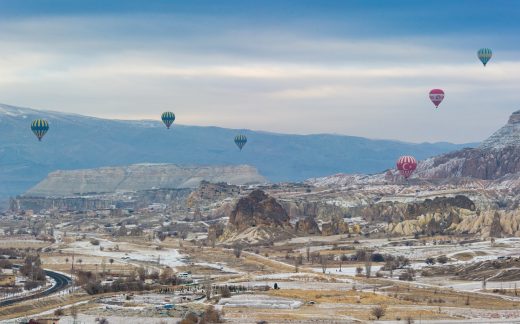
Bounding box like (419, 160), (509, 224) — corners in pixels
(234, 134), (247, 151)
(477, 48), (492, 66)
(161, 111), (175, 129)
(31, 119), (49, 141)
(429, 89), (444, 108)
(396, 155), (417, 179)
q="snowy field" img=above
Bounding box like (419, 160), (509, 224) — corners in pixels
(218, 294), (302, 309)
(63, 238), (185, 268)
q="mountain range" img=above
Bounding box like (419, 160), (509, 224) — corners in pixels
(0, 103), (475, 201)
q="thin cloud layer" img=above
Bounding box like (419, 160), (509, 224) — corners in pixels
(0, 3), (518, 143)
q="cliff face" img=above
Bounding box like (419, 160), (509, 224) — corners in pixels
(417, 111), (520, 180)
(387, 209), (520, 238)
(280, 200), (349, 220)
(352, 195), (475, 224)
(25, 164), (266, 197)
(229, 190), (291, 231)
(13, 188), (191, 212)
(295, 216), (321, 235)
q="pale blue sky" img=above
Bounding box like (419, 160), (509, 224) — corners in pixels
(0, 0), (519, 143)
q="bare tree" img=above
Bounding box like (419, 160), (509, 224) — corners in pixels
(306, 244), (310, 262)
(203, 275), (212, 300)
(371, 305), (386, 320)
(364, 250), (373, 278)
(208, 232), (217, 248)
(233, 242), (243, 258)
(320, 255), (327, 274)
(294, 257), (299, 273)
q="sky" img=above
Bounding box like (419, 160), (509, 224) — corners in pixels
(0, 0), (519, 143)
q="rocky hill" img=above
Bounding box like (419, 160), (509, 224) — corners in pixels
(0, 103), (474, 201)
(416, 111), (520, 180)
(228, 190), (291, 231)
(25, 164), (266, 197)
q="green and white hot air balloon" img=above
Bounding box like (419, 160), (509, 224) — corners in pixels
(234, 134), (247, 151)
(161, 111), (175, 129)
(477, 48), (492, 66)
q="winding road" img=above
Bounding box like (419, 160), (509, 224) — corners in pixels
(0, 269), (71, 307)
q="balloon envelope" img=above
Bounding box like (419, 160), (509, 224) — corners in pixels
(31, 119), (49, 141)
(161, 112), (175, 129)
(234, 134), (247, 150)
(396, 155), (417, 179)
(429, 89), (444, 108)
(477, 48), (492, 66)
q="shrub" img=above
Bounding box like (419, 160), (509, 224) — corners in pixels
(24, 280), (41, 290)
(219, 286), (231, 298)
(398, 269), (416, 281)
(371, 253), (385, 262)
(202, 305), (223, 323)
(179, 312), (199, 324)
(371, 305), (386, 320)
(436, 255), (449, 264)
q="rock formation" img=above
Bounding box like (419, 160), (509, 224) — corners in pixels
(26, 164), (266, 197)
(229, 190), (291, 231)
(417, 111), (520, 180)
(321, 216), (350, 236)
(295, 216), (321, 235)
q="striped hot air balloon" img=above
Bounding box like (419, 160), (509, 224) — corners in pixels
(234, 134), (247, 151)
(477, 48), (492, 67)
(429, 89), (445, 108)
(161, 111), (175, 129)
(31, 119), (49, 141)
(396, 156), (417, 179)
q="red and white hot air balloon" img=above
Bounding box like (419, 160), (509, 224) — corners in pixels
(396, 156), (417, 179)
(429, 89), (444, 108)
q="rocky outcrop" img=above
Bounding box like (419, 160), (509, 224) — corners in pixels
(280, 200), (350, 220)
(13, 188), (191, 212)
(387, 208), (520, 238)
(187, 181), (241, 208)
(489, 211), (504, 238)
(26, 164), (266, 197)
(229, 190), (291, 231)
(295, 216), (321, 235)
(416, 111), (520, 180)
(355, 195), (475, 224)
(321, 217), (350, 236)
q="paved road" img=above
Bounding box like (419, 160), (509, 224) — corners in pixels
(0, 269), (71, 307)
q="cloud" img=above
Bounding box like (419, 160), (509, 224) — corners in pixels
(0, 13), (518, 143)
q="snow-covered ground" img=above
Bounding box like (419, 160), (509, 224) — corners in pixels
(219, 294), (302, 309)
(232, 280), (369, 291)
(194, 261), (243, 275)
(63, 238), (185, 268)
(0, 275), (54, 302)
(312, 265), (382, 276)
